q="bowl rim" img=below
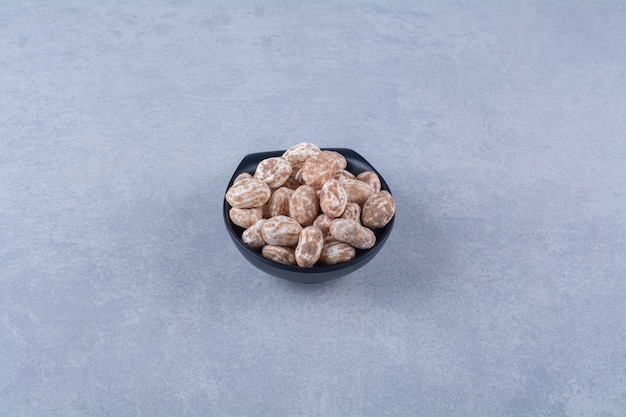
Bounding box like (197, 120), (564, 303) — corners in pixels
(223, 147), (395, 277)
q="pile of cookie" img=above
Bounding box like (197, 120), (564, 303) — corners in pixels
(225, 143), (395, 268)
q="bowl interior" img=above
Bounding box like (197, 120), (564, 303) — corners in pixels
(223, 148), (394, 284)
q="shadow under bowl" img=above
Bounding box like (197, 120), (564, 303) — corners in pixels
(223, 148), (395, 284)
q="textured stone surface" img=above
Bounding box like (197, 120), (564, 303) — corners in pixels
(1, 1), (625, 416)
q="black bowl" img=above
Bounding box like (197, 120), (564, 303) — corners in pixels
(223, 148), (395, 284)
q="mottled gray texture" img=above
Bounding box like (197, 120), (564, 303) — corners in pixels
(1, 0), (625, 416)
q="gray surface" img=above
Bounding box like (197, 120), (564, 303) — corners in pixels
(1, 0), (625, 416)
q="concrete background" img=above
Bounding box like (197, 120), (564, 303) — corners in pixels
(1, 1), (625, 416)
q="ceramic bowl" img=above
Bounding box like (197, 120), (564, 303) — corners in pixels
(223, 148), (394, 284)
